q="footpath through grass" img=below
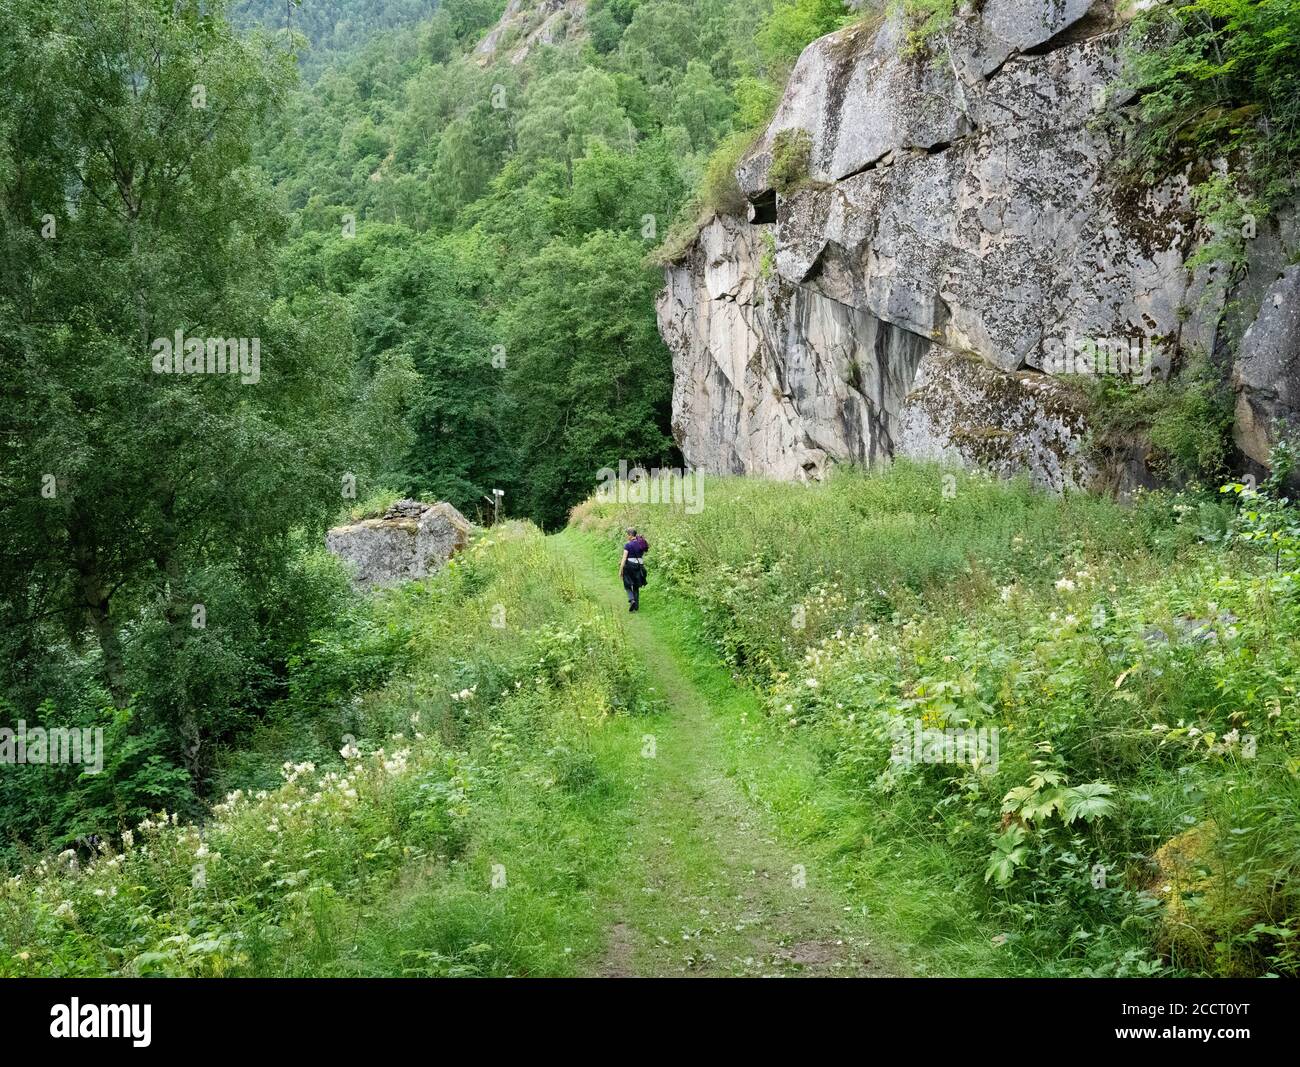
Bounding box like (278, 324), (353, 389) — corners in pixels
(3, 520), (913, 977)
(551, 528), (905, 977)
(567, 464), (1300, 977)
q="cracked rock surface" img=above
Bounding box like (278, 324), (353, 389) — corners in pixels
(326, 500), (472, 589)
(659, 2), (1295, 489)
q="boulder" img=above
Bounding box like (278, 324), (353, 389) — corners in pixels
(326, 499), (472, 589)
(1149, 821), (1264, 975)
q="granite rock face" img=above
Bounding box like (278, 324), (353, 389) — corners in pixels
(326, 500), (472, 589)
(1234, 266), (1300, 475)
(475, 0), (587, 67)
(659, 2), (1296, 489)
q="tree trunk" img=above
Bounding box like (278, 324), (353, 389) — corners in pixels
(69, 512), (130, 709)
(156, 490), (202, 781)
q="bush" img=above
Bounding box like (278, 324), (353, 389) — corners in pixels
(769, 127), (813, 192)
(1084, 355), (1235, 486)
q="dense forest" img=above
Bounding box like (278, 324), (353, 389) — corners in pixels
(0, 0), (850, 875)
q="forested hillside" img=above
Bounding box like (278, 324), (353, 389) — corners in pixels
(254, 0), (853, 527)
(228, 0), (442, 77)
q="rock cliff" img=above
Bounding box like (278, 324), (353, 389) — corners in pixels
(657, 1), (1297, 489)
(475, 0), (587, 67)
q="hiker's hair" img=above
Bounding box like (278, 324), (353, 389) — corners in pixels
(627, 527), (637, 535)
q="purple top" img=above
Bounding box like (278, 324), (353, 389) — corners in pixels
(624, 537), (648, 558)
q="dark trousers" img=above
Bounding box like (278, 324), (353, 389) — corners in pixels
(622, 562), (645, 607)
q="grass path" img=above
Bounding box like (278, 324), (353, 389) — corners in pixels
(551, 529), (900, 978)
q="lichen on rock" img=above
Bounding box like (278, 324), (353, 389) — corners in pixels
(658, 1), (1296, 491)
(326, 499), (472, 589)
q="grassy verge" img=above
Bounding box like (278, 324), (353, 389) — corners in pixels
(569, 462), (1300, 977)
(0, 523), (652, 977)
(556, 528), (900, 976)
(559, 527), (1004, 976)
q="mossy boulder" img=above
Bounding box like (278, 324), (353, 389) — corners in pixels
(1151, 821), (1267, 975)
(326, 499), (472, 589)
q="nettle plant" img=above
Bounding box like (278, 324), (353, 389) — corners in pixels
(986, 742), (1115, 887)
(1221, 441), (1300, 571)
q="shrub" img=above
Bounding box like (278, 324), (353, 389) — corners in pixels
(1084, 354), (1235, 487)
(769, 127), (813, 192)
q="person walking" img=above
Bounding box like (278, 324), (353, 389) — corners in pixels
(619, 527), (648, 612)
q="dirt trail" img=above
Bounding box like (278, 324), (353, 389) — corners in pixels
(551, 531), (895, 978)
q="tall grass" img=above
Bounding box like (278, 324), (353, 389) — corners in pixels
(572, 462), (1299, 976)
(0, 524), (649, 976)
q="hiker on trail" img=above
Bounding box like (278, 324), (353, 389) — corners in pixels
(619, 527), (649, 612)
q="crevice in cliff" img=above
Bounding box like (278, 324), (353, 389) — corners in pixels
(902, 137), (971, 157)
(833, 148), (894, 185)
(983, 3), (1121, 81)
(748, 189), (777, 224)
(1021, 2), (1119, 56)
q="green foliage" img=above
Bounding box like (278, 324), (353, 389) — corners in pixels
(1123, 0), (1300, 202)
(575, 462), (1300, 975)
(758, 227), (777, 278)
(1183, 172), (1267, 284)
(755, 0), (856, 71)
(578, 461), (1200, 684)
(1122, 0), (1300, 284)
(769, 126), (813, 192)
(892, 0), (957, 56)
(0, 0), (384, 839)
(732, 74), (781, 129)
(698, 129), (757, 218)
(1000, 753), (1115, 830)
(502, 231), (675, 528)
(229, 0), (480, 79)
(1084, 354), (1235, 486)
(1222, 441), (1300, 571)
